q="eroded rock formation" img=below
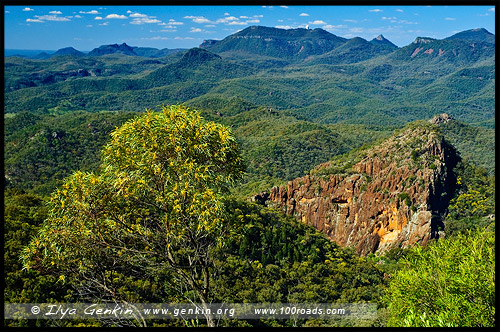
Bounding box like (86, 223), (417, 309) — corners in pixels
(256, 120), (460, 255)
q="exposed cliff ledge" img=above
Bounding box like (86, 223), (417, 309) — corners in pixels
(255, 120), (460, 255)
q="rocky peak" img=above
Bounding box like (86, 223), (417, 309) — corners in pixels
(255, 121), (460, 255)
(429, 113), (454, 125)
(413, 37), (436, 44)
(370, 35), (398, 50)
(200, 39), (219, 48)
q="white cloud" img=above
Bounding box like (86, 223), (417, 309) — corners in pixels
(49, 11), (62, 14)
(190, 27), (203, 33)
(106, 14), (128, 19)
(34, 15), (70, 22)
(228, 21), (248, 25)
(488, 7), (495, 12)
(79, 10), (100, 14)
(323, 24), (347, 29)
(299, 13), (310, 16)
(344, 19), (357, 23)
(126, 12), (160, 24)
(396, 9), (403, 12)
(130, 17), (162, 24)
(23, 7), (34, 12)
(216, 15), (260, 25)
(5, 10), (10, 13)
(369, 9), (383, 12)
(253, 15), (263, 18)
(309, 20), (327, 25)
(99, 22), (109, 26)
(224, 12), (230, 16)
(382, 16), (397, 20)
(129, 13), (148, 18)
(184, 15), (213, 24)
(216, 16), (239, 23)
(95, 16), (103, 20)
(26, 18), (43, 22)
(175, 36), (194, 40)
(205, 24), (216, 27)
(75, 15), (82, 18)
(280, 6), (288, 8)
(168, 19), (183, 25)
(445, 17), (456, 21)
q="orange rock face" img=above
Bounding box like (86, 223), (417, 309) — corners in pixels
(259, 122), (459, 255)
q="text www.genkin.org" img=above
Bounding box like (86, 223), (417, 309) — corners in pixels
(143, 304), (350, 318)
(5, 303), (377, 320)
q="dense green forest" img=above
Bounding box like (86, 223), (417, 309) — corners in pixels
(4, 107), (495, 327)
(4, 26), (495, 327)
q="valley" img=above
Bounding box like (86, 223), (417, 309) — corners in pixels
(4, 25), (495, 328)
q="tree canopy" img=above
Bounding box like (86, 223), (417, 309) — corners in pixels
(385, 227), (495, 327)
(21, 104), (245, 326)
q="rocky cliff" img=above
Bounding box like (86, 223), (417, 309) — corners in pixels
(256, 118), (460, 255)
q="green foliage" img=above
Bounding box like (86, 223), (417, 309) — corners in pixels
(444, 163), (495, 235)
(397, 192), (412, 206)
(439, 119), (495, 175)
(385, 227), (495, 327)
(411, 149), (419, 161)
(3, 189), (84, 327)
(20, 105), (245, 326)
(4, 110), (137, 195)
(213, 200), (387, 327)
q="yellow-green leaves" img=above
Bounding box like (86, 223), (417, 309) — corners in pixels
(22, 104), (245, 281)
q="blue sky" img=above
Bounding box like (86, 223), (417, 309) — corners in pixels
(4, 5), (496, 51)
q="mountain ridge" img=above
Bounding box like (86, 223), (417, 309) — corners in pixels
(445, 27), (495, 44)
(4, 26), (495, 131)
(5, 26), (493, 61)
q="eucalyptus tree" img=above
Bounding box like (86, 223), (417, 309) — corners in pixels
(22, 105), (245, 327)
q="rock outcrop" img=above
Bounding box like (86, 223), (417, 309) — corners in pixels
(256, 120), (460, 255)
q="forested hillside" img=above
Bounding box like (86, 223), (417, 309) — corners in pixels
(4, 26), (495, 327)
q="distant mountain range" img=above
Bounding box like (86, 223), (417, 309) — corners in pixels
(4, 25), (495, 199)
(5, 43), (186, 59)
(4, 25), (495, 130)
(5, 26), (494, 61)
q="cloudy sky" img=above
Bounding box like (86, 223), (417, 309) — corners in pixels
(4, 5), (496, 51)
